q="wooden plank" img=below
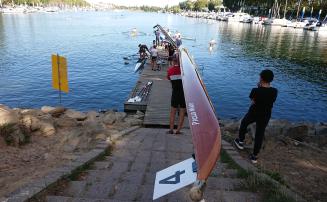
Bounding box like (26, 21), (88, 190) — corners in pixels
(124, 47), (188, 127)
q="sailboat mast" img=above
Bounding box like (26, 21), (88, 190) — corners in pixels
(296, 0), (303, 21)
(283, 0), (288, 19)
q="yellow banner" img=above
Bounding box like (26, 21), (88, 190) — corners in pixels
(52, 54), (69, 93)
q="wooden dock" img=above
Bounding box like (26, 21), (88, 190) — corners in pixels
(124, 47), (188, 128)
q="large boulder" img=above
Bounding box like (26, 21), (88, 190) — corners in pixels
(55, 117), (78, 128)
(20, 109), (44, 117)
(65, 109), (87, 121)
(21, 114), (55, 136)
(41, 106), (56, 113)
(39, 122), (55, 136)
(222, 119), (240, 134)
(41, 106), (66, 117)
(124, 117), (143, 126)
(103, 112), (116, 125)
(0, 105), (19, 126)
(86, 111), (100, 122)
(133, 111), (145, 119)
(315, 123), (327, 136)
(21, 115), (41, 131)
(115, 112), (127, 122)
(286, 124), (309, 141)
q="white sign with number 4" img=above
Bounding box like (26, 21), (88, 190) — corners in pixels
(153, 158), (197, 200)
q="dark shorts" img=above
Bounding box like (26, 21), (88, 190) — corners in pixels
(171, 93), (186, 108)
(168, 55), (173, 61)
(151, 56), (157, 61)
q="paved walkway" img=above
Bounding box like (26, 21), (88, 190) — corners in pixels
(47, 128), (260, 202)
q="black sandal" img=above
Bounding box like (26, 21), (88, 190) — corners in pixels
(166, 130), (174, 134)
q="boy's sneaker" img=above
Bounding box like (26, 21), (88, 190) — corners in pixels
(249, 154), (258, 164)
(234, 138), (244, 150)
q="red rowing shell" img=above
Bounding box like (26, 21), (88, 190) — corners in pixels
(179, 47), (221, 180)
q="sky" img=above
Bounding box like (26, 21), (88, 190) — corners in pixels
(87, 0), (185, 7)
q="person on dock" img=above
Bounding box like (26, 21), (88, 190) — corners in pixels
(150, 45), (158, 71)
(168, 43), (175, 66)
(167, 56), (186, 135)
(155, 29), (160, 46)
(234, 69), (278, 164)
(138, 44), (149, 59)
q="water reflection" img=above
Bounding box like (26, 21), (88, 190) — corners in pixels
(0, 12), (326, 122)
(219, 22), (327, 87)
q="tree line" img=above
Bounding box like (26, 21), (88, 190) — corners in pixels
(176, 0), (327, 17)
(1, 0), (89, 7)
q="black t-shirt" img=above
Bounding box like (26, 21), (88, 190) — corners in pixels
(139, 45), (149, 53)
(168, 46), (175, 56)
(248, 87), (278, 117)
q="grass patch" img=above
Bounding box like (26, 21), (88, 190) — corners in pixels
(241, 172), (295, 202)
(0, 123), (17, 145)
(220, 149), (249, 178)
(68, 162), (92, 181)
(221, 149), (295, 202)
(0, 123), (31, 146)
(259, 169), (286, 185)
(95, 147), (112, 161)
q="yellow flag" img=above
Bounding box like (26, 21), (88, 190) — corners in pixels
(52, 54), (69, 93)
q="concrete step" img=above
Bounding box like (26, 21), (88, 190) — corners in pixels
(219, 169), (239, 178)
(206, 177), (243, 191)
(46, 195), (129, 202)
(203, 190), (261, 202)
(63, 181), (87, 197)
(91, 161), (113, 170)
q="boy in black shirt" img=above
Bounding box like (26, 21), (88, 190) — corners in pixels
(234, 69), (278, 163)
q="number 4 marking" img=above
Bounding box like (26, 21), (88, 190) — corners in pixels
(159, 170), (186, 185)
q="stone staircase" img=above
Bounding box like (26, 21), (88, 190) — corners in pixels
(46, 128), (261, 202)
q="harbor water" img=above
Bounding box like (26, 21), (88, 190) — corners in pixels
(0, 11), (326, 122)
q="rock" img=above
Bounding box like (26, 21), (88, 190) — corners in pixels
(20, 109), (44, 117)
(124, 117), (142, 126)
(133, 111), (145, 119)
(222, 119), (240, 134)
(65, 109), (87, 121)
(39, 122), (55, 136)
(55, 117), (78, 128)
(21, 115), (41, 131)
(136, 110), (144, 116)
(41, 106), (56, 113)
(286, 124), (309, 141)
(115, 112), (127, 122)
(95, 133), (107, 140)
(103, 112), (116, 125)
(86, 111), (100, 122)
(315, 124), (327, 136)
(0, 105), (19, 126)
(49, 107), (66, 117)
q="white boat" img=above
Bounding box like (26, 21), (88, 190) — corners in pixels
(239, 13), (253, 23)
(262, 18), (291, 26)
(288, 20), (308, 28)
(1, 6), (26, 14)
(312, 23), (327, 32)
(227, 12), (251, 23)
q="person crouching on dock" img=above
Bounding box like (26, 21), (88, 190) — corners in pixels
(138, 44), (149, 59)
(167, 56), (186, 135)
(150, 45), (158, 71)
(234, 69), (278, 164)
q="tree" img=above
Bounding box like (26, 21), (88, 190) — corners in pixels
(208, 0), (222, 11)
(194, 0), (208, 11)
(179, 0), (194, 11)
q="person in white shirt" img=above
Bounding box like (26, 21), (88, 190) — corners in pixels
(150, 45), (158, 71)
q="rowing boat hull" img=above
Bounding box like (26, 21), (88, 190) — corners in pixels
(180, 47), (221, 180)
(134, 58), (146, 72)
